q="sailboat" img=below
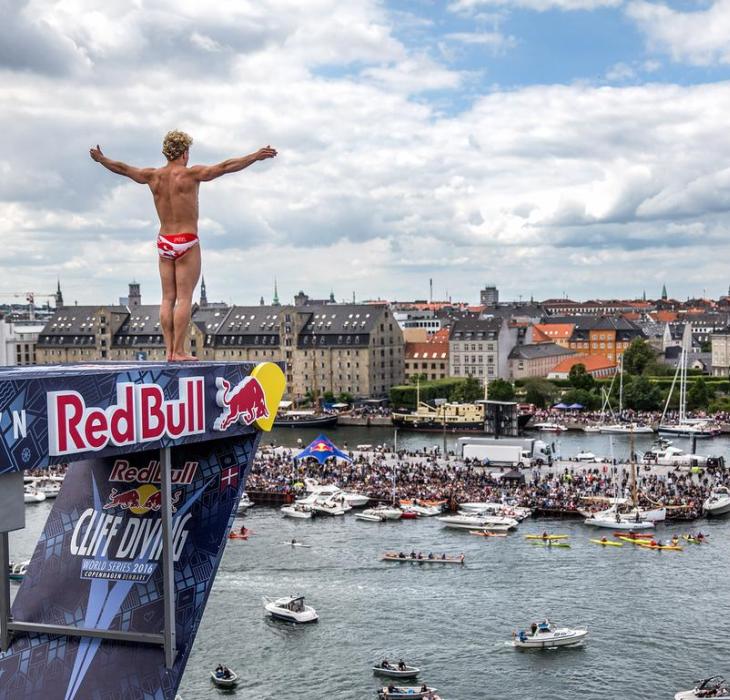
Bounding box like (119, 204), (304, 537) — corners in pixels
(583, 434), (658, 528)
(658, 328), (720, 438)
(599, 356), (654, 434)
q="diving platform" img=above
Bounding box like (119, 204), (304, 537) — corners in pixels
(0, 361), (284, 699)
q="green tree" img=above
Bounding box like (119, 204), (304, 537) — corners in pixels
(568, 363), (595, 391)
(322, 391), (336, 403)
(336, 392), (353, 404)
(409, 373), (427, 385)
(687, 377), (714, 411)
(451, 375), (483, 403)
(623, 375), (662, 410)
(561, 388), (601, 410)
(521, 378), (558, 408)
(622, 339), (657, 376)
(487, 378), (515, 401)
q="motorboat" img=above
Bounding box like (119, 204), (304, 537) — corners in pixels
(658, 421), (721, 438)
(436, 513), (519, 531)
(531, 422), (566, 432)
(373, 662), (419, 679)
(356, 511), (386, 522)
(582, 425), (602, 433)
(237, 492), (253, 511)
(262, 595), (318, 623)
(600, 423), (654, 434)
(704, 486), (730, 517)
(459, 502), (531, 520)
(579, 503), (666, 523)
(584, 514), (653, 530)
(641, 445), (713, 468)
(24, 486), (46, 504)
(310, 499), (348, 516)
(304, 478), (369, 508)
(377, 686), (437, 699)
(574, 452), (599, 462)
(281, 504), (313, 519)
(8, 561), (29, 582)
(364, 505), (403, 521)
(400, 502), (442, 517)
(30, 478), (61, 499)
(210, 667), (238, 688)
(675, 676), (730, 699)
(512, 619), (588, 649)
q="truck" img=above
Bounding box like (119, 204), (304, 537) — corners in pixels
(457, 437), (554, 467)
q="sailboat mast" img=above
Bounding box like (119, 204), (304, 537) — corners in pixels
(629, 429), (637, 508)
(618, 355), (624, 415)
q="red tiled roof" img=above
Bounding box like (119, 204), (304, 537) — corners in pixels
(550, 354), (616, 374)
(405, 341), (449, 360)
(533, 323), (574, 340)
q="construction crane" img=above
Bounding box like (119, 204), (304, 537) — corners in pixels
(0, 292), (57, 321)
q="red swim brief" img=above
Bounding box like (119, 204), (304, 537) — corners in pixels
(157, 232), (199, 260)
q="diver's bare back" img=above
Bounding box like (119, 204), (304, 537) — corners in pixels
(149, 164), (200, 235)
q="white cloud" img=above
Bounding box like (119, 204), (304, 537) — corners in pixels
(1, 0), (730, 306)
(445, 31), (517, 53)
(449, 0), (622, 12)
(627, 0), (730, 66)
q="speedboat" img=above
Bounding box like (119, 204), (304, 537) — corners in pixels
(210, 668), (238, 688)
(675, 676), (730, 699)
(580, 503), (666, 523)
(574, 452), (599, 462)
(704, 487), (730, 517)
(641, 445), (711, 467)
(8, 561), (29, 582)
(373, 662), (419, 679)
(304, 478), (369, 507)
(24, 486), (46, 504)
(600, 423), (654, 434)
(310, 498), (348, 516)
(377, 686), (437, 699)
(237, 492), (253, 511)
(531, 422), (567, 432)
(584, 514), (654, 530)
(364, 505), (403, 520)
(262, 595), (318, 623)
(401, 503), (442, 517)
(512, 619), (588, 649)
(436, 513), (518, 531)
(281, 504), (313, 519)
(459, 502), (531, 520)
(357, 511), (386, 522)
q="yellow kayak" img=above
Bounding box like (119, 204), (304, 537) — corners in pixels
(637, 542), (683, 551)
(524, 535), (568, 540)
(618, 536), (650, 545)
(590, 539), (624, 547)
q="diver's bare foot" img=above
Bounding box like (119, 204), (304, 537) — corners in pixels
(170, 353), (199, 362)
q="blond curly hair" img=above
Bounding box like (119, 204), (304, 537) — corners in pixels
(162, 130), (193, 161)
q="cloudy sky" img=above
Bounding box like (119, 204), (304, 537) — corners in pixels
(3, 0), (730, 307)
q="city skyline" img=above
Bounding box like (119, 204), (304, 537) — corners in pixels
(3, 1), (730, 304)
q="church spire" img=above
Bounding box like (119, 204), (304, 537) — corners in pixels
(200, 276), (208, 307)
(55, 279), (64, 309)
(272, 278), (280, 306)
(661, 284), (668, 300)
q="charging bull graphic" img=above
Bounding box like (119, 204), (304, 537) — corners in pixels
(104, 486), (182, 514)
(213, 376), (269, 431)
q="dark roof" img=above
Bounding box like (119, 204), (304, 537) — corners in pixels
(298, 305), (383, 336)
(37, 306), (127, 347)
(508, 343), (575, 360)
(449, 318), (503, 341)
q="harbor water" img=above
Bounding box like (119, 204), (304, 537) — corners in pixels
(10, 426), (730, 700)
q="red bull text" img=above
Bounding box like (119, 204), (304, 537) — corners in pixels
(213, 376), (269, 431)
(47, 378), (205, 456)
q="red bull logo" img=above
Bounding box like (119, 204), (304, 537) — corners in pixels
(47, 378), (205, 457)
(103, 485), (182, 515)
(213, 376), (269, 431)
(312, 442), (332, 452)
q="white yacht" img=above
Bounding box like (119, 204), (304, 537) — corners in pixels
(600, 423), (654, 434)
(579, 502), (665, 523)
(531, 422), (567, 432)
(459, 502), (531, 521)
(24, 486), (46, 504)
(237, 492), (253, 511)
(436, 513), (519, 531)
(280, 503), (313, 519)
(362, 505), (402, 520)
(584, 513), (654, 530)
(704, 486), (730, 517)
(303, 478), (369, 507)
(511, 620), (588, 649)
(262, 595), (318, 623)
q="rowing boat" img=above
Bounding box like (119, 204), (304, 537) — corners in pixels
(525, 534), (568, 540)
(590, 539), (624, 547)
(612, 531), (652, 539)
(381, 552), (465, 564)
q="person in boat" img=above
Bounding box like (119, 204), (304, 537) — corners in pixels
(222, 666), (231, 679)
(291, 538), (297, 545)
(530, 622), (538, 635)
(420, 684), (428, 692)
(398, 659), (407, 671)
(601, 536), (608, 543)
(215, 664), (224, 677)
(387, 684), (397, 693)
(541, 531), (548, 539)
(427, 552), (434, 559)
(441, 553), (447, 560)
(410, 549), (417, 559)
(398, 552), (406, 559)
(381, 659), (391, 669)
(416, 552), (423, 560)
